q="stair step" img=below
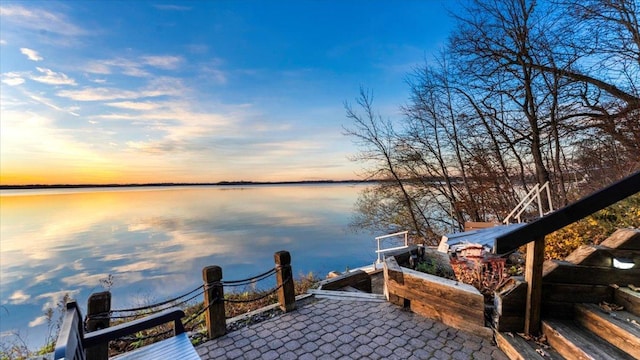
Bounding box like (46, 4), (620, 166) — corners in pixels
(495, 331), (565, 360)
(614, 286), (640, 317)
(574, 303), (640, 358)
(542, 319), (634, 360)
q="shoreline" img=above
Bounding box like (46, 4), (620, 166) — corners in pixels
(0, 179), (378, 190)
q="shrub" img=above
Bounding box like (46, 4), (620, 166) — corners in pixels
(544, 193), (640, 260)
(450, 257), (507, 300)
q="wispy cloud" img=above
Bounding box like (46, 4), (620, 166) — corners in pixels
(85, 58), (148, 77)
(57, 81), (185, 102)
(142, 55), (183, 70)
(0, 5), (86, 37)
(35, 290), (80, 312)
(31, 67), (77, 85)
(153, 4), (192, 11)
(1, 72), (26, 86)
(202, 66), (227, 85)
(26, 92), (79, 116)
(106, 101), (161, 110)
(56, 78), (187, 101)
(29, 316), (48, 327)
(186, 44), (208, 54)
(57, 87), (141, 101)
(84, 55), (185, 77)
(8, 290), (30, 304)
(20, 47), (42, 61)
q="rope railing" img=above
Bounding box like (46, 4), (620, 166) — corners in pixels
(224, 276), (290, 304)
(84, 250), (296, 356)
(104, 266), (279, 319)
(109, 284), (205, 315)
(219, 267), (277, 287)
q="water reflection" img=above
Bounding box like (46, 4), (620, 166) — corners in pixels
(0, 184), (375, 348)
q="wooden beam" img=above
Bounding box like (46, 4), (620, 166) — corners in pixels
(320, 269), (371, 292)
(524, 237), (545, 335)
(600, 228), (640, 250)
(542, 261), (640, 285)
(494, 171), (640, 254)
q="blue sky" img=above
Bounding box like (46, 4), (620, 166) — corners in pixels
(0, 1), (457, 184)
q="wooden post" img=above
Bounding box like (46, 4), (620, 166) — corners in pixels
(203, 266), (226, 339)
(86, 291), (111, 360)
(524, 237), (545, 335)
(274, 250), (296, 312)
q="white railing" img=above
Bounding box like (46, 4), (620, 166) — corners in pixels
(503, 181), (553, 224)
(375, 231), (409, 264)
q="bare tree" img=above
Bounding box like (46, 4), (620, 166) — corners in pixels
(345, 0), (639, 238)
(344, 89), (430, 240)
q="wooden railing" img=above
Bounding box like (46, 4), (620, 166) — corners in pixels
(493, 171), (640, 335)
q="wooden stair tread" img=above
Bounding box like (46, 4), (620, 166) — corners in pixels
(575, 303), (640, 358)
(615, 286), (640, 317)
(542, 319), (635, 360)
(495, 331), (565, 360)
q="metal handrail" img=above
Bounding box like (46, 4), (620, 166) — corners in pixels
(503, 182), (553, 224)
(375, 231), (409, 264)
(495, 171), (640, 254)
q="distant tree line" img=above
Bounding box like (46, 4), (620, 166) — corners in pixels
(345, 0), (639, 244)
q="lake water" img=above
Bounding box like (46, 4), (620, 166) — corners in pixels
(0, 184), (385, 349)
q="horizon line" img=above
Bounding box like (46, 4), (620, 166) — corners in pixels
(0, 179), (381, 190)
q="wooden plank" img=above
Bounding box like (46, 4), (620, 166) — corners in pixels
(384, 245), (417, 266)
(321, 269), (371, 292)
(386, 281), (484, 325)
(524, 237), (545, 335)
(540, 301), (575, 319)
(494, 277), (527, 315)
(402, 269), (484, 309)
(383, 257), (404, 285)
(494, 171), (640, 254)
(342, 286), (365, 293)
(493, 314), (525, 333)
(575, 303), (640, 359)
(614, 287), (640, 316)
(543, 319), (635, 360)
(600, 228), (640, 250)
(464, 221), (498, 231)
(542, 283), (613, 303)
(542, 261), (640, 285)
(494, 332), (564, 360)
(564, 245), (640, 267)
(410, 301), (493, 340)
(383, 256), (405, 306)
(495, 296), (526, 316)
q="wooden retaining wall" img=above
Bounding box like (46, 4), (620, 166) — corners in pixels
(383, 256), (493, 339)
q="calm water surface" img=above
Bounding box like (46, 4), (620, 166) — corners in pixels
(0, 184), (380, 348)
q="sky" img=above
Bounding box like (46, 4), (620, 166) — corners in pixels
(0, 0), (458, 185)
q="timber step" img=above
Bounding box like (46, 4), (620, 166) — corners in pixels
(542, 319), (635, 360)
(614, 286), (640, 316)
(574, 303), (640, 358)
(495, 331), (565, 360)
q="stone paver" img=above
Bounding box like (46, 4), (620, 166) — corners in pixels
(196, 298), (508, 359)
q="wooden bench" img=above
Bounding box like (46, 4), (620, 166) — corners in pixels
(54, 301), (201, 360)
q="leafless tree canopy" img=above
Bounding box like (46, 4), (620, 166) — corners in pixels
(345, 0), (639, 244)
